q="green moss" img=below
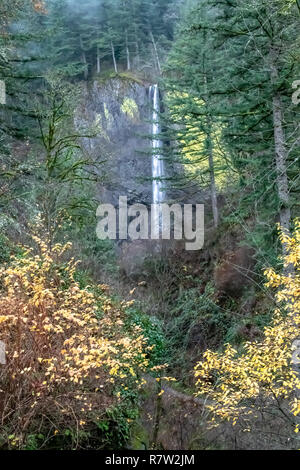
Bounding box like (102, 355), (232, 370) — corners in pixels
(129, 421), (150, 450)
(121, 97), (139, 121)
(94, 112), (109, 140)
(103, 104), (114, 129)
(94, 69), (144, 86)
(0, 233), (21, 265)
(117, 71), (144, 86)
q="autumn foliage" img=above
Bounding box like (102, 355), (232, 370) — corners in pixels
(0, 237), (151, 448)
(32, 0), (47, 14)
(194, 221), (300, 431)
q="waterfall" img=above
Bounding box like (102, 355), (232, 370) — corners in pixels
(150, 84), (164, 204)
(150, 84), (164, 235)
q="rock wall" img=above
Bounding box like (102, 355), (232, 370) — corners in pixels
(76, 76), (153, 206)
(75, 75), (206, 277)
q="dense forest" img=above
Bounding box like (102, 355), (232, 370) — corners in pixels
(0, 0), (299, 452)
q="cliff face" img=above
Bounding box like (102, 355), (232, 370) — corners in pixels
(76, 76), (152, 207)
(75, 75), (205, 276)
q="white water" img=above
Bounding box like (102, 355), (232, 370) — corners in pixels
(150, 84), (164, 204)
(150, 84), (164, 235)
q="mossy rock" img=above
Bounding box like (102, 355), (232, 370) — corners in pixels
(94, 70), (145, 87)
(128, 420), (150, 450)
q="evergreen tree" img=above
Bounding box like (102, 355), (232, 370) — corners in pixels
(164, 0), (300, 257)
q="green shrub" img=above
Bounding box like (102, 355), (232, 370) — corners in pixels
(125, 306), (167, 367)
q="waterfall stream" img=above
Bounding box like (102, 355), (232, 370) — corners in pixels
(150, 84), (164, 234)
(150, 84), (164, 204)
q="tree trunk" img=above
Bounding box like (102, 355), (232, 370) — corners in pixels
(270, 47), (299, 414)
(149, 30), (161, 74)
(208, 134), (218, 228)
(270, 47), (291, 240)
(204, 73), (218, 227)
(272, 90), (291, 235)
(125, 31), (131, 71)
(96, 46), (101, 74)
(111, 41), (118, 73)
(134, 24), (140, 68)
(79, 35), (88, 80)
